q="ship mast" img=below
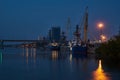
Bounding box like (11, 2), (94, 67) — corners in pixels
(83, 7), (88, 43)
(74, 25), (81, 44)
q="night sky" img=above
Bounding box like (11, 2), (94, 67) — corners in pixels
(0, 0), (120, 40)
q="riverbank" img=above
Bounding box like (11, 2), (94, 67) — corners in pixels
(95, 35), (120, 68)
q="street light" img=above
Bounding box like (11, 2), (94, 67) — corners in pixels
(98, 23), (104, 29)
(100, 35), (106, 42)
(98, 22), (104, 34)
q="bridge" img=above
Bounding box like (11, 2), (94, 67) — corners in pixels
(0, 39), (44, 48)
(0, 40), (42, 42)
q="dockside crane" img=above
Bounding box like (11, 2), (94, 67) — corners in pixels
(83, 7), (88, 43)
(79, 7), (88, 43)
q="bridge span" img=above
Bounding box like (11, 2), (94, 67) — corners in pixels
(0, 39), (45, 48)
(0, 40), (42, 42)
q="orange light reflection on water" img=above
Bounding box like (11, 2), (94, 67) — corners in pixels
(52, 50), (58, 60)
(92, 60), (111, 80)
(24, 48), (36, 64)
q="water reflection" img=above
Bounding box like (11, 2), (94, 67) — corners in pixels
(72, 54), (88, 71)
(92, 60), (111, 80)
(1, 48), (120, 80)
(69, 53), (72, 63)
(72, 53), (88, 65)
(26, 48), (29, 64)
(23, 48), (36, 64)
(51, 50), (58, 60)
(33, 48), (36, 63)
(51, 50), (68, 60)
(0, 51), (2, 64)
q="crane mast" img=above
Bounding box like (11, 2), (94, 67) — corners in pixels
(83, 7), (88, 43)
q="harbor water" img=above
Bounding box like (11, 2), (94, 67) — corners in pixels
(0, 47), (120, 80)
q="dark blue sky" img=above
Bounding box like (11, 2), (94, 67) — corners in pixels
(0, 0), (120, 40)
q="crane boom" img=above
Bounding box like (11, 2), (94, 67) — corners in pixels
(83, 7), (88, 43)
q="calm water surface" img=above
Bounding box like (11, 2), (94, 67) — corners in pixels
(0, 48), (120, 80)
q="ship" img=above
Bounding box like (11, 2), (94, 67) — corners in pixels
(72, 25), (87, 56)
(71, 7), (88, 56)
(50, 41), (60, 51)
